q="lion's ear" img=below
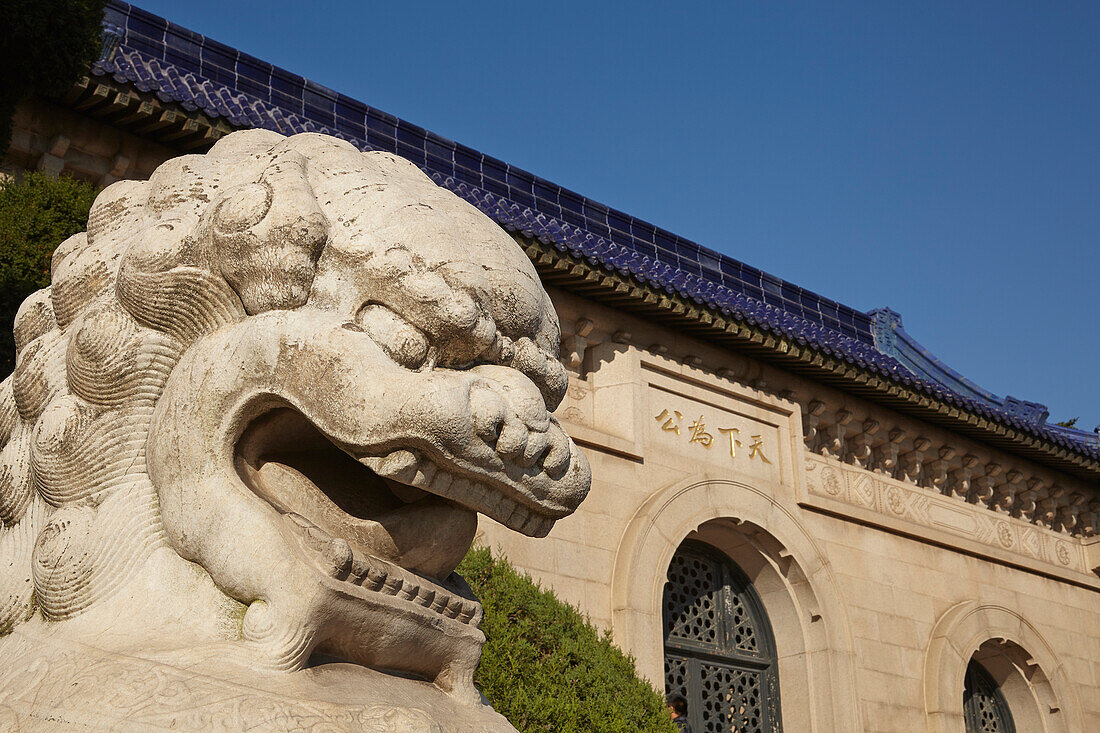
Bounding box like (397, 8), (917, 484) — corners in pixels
(209, 151), (328, 314)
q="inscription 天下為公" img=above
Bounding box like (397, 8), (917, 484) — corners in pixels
(654, 409), (771, 465)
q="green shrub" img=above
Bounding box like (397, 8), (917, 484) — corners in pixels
(458, 546), (675, 733)
(0, 172), (98, 373)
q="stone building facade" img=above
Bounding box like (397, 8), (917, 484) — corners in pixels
(5, 3), (1098, 731)
(483, 288), (1099, 732)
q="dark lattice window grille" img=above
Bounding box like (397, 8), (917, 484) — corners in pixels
(663, 541), (782, 733)
(964, 661), (1016, 733)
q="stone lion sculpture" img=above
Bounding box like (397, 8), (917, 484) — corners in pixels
(0, 130), (590, 731)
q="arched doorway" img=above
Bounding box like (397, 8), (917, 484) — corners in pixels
(923, 602), (1084, 733)
(612, 477), (861, 730)
(964, 659), (1015, 733)
(662, 540), (782, 732)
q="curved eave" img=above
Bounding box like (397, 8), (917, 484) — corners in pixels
(892, 326), (1004, 407)
(886, 320), (1096, 451)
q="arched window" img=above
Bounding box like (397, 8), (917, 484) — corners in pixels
(964, 660), (1016, 733)
(663, 540), (782, 733)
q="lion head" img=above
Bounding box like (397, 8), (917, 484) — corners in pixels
(0, 130), (589, 706)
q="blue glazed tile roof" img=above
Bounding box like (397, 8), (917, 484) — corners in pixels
(92, 1), (1099, 464)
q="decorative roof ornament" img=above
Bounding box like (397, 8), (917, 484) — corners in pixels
(1002, 396), (1051, 426)
(98, 21), (123, 63)
(869, 307), (903, 358)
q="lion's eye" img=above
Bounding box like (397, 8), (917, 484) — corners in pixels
(356, 303), (429, 369)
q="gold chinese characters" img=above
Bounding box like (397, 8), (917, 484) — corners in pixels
(654, 409), (770, 464)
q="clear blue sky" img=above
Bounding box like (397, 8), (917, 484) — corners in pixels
(137, 0), (1099, 429)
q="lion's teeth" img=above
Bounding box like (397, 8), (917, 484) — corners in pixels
(472, 480), (492, 507)
(378, 450), (418, 482)
(322, 538), (353, 580)
(358, 456), (382, 472)
(382, 574), (404, 595)
(286, 500), (483, 625)
(449, 476), (471, 500)
(430, 592), (449, 613)
(413, 460), (436, 486)
(456, 601), (477, 623)
(431, 470), (453, 493)
(519, 513), (551, 536)
(483, 489), (505, 516)
(361, 558), (387, 591)
(348, 553), (370, 584)
(504, 506), (527, 531)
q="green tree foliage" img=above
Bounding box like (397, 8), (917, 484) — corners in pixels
(1054, 417), (1079, 429)
(0, 0), (108, 151)
(458, 546), (676, 733)
(0, 171), (98, 373)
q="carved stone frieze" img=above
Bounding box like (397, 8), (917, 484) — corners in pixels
(804, 454), (1089, 578)
(800, 402), (1098, 539)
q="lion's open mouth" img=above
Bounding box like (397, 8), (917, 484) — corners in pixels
(232, 406), (546, 630)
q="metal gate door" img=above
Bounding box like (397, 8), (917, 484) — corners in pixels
(964, 661), (1015, 733)
(663, 541), (782, 733)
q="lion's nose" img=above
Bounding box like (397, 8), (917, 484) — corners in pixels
(467, 366), (572, 480)
(539, 425), (572, 480)
(469, 380), (508, 446)
(469, 364), (548, 427)
(507, 337), (567, 412)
